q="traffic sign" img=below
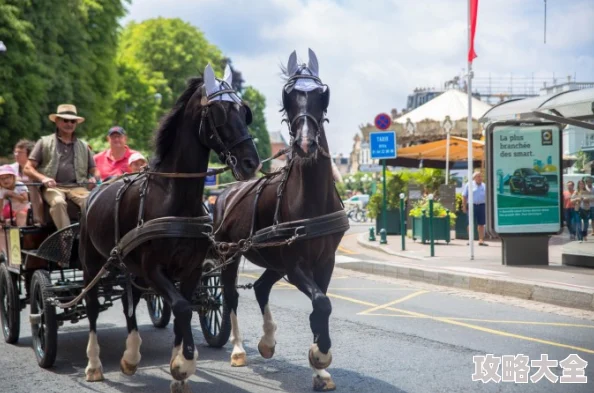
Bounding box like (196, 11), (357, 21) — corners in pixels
(205, 174), (217, 187)
(374, 113), (392, 130)
(369, 131), (397, 160)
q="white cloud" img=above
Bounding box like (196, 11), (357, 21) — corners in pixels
(124, 0), (594, 156)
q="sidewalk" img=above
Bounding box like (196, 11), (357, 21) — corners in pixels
(341, 230), (594, 312)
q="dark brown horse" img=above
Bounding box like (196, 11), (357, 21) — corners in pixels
(79, 64), (260, 392)
(213, 49), (347, 392)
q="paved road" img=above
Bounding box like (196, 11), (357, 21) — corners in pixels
(1, 223), (593, 393)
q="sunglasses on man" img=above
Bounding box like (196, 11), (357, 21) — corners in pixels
(59, 118), (77, 124)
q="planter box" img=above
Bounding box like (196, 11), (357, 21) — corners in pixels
(454, 211), (480, 240)
(411, 214), (451, 244)
(375, 208), (402, 235)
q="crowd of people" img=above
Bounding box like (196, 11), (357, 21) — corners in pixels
(563, 177), (594, 243)
(1, 103), (147, 233)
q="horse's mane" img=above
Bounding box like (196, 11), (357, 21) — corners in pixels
(152, 77), (204, 166)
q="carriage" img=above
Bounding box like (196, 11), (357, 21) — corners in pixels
(0, 185), (231, 368)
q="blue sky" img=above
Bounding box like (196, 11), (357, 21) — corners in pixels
(124, 0), (594, 156)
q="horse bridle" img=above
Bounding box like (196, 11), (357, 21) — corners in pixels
(281, 70), (330, 155)
(199, 83), (253, 169)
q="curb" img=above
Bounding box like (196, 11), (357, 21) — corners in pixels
(356, 233), (426, 261)
(351, 235), (594, 312)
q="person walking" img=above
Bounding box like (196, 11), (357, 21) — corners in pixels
(462, 171), (488, 246)
(563, 181), (576, 240)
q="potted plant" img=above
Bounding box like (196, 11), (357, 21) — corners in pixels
(453, 193), (480, 240)
(409, 198), (456, 244)
(367, 172), (408, 235)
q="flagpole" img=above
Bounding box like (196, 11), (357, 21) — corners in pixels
(467, 0), (475, 260)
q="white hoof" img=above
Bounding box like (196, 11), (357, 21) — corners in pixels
(231, 351), (247, 367)
(170, 345), (198, 381)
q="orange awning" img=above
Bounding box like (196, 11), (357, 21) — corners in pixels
(397, 136), (484, 162)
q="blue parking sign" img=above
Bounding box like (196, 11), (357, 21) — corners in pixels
(369, 131), (397, 160)
(205, 174), (217, 186)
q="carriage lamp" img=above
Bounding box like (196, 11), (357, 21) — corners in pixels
(369, 226), (376, 241)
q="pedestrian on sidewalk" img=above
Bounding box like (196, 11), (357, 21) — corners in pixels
(462, 171), (488, 246)
(571, 180), (590, 242)
(563, 180), (576, 240)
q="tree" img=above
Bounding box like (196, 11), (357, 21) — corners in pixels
(0, 2), (46, 155)
(242, 86), (272, 171)
(91, 57), (168, 154)
(0, 0), (126, 155)
(118, 18), (226, 111)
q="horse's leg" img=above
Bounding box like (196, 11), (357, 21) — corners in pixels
(80, 220), (105, 382)
(84, 283), (104, 382)
(147, 266), (197, 392)
(287, 264), (336, 392)
(221, 255), (247, 367)
(120, 281), (143, 376)
(254, 268), (282, 359)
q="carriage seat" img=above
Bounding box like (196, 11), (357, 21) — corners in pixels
(28, 186), (81, 227)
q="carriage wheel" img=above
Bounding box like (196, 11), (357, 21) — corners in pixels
(30, 270), (57, 368)
(145, 294), (171, 328)
(0, 263), (20, 344)
(198, 260), (231, 348)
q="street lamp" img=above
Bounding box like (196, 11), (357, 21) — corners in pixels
(442, 116), (454, 185)
(427, 193), (435, 256)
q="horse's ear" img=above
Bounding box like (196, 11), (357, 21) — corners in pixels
(308, 48), (319, 77)
(223, 64), (233, 87)
(204, 63), (218, 96)
(287, 50), (298, 76)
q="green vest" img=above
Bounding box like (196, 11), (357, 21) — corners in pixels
(39, 134), (89, 183)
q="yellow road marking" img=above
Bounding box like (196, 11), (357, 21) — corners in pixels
(337, 245), (357, 255)
(327, 292), (377, 307)
(362, 313), (594, 328)
(242, 274), (594, 353)
(358, 291), (429, 315)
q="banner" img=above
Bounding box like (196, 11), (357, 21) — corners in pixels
(468, 0), (479, 63)
(492, 125), (562, 234)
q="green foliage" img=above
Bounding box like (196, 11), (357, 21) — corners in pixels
(367, 172), (408, 218)
(242, 86), (271, 171)
(573, 151), (590, 174)
(119, 18), (225, 112)
(0, 0), (126, 155)
(409, 199), (456, 221)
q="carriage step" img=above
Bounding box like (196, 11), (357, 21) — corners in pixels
(29, 313), (42, 324)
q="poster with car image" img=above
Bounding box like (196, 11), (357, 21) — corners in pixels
(492, 125), (562, 234)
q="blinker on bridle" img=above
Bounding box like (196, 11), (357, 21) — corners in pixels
(198, 83), (253, 169)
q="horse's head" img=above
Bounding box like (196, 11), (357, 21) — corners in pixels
(196, 64), (261, 180)
(282, 49), (330, 158)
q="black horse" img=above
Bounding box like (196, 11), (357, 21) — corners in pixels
(79, 64), (260, 392)
(213, 49), (347, 392)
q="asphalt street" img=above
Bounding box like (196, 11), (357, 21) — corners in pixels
(1, 222), (593, 393)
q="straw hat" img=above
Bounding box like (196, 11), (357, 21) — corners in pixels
(48, 104), (85, 124)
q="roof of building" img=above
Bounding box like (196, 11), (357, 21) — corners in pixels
(394, 89), (492, 124)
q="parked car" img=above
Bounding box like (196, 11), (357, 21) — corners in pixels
(343, 194), (370, 209)
(509, 168), (549, 195)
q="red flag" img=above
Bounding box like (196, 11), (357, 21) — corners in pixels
(468, 0), (479, 63)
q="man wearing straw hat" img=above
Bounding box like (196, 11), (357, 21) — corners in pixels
(24, 104), (100, 229)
